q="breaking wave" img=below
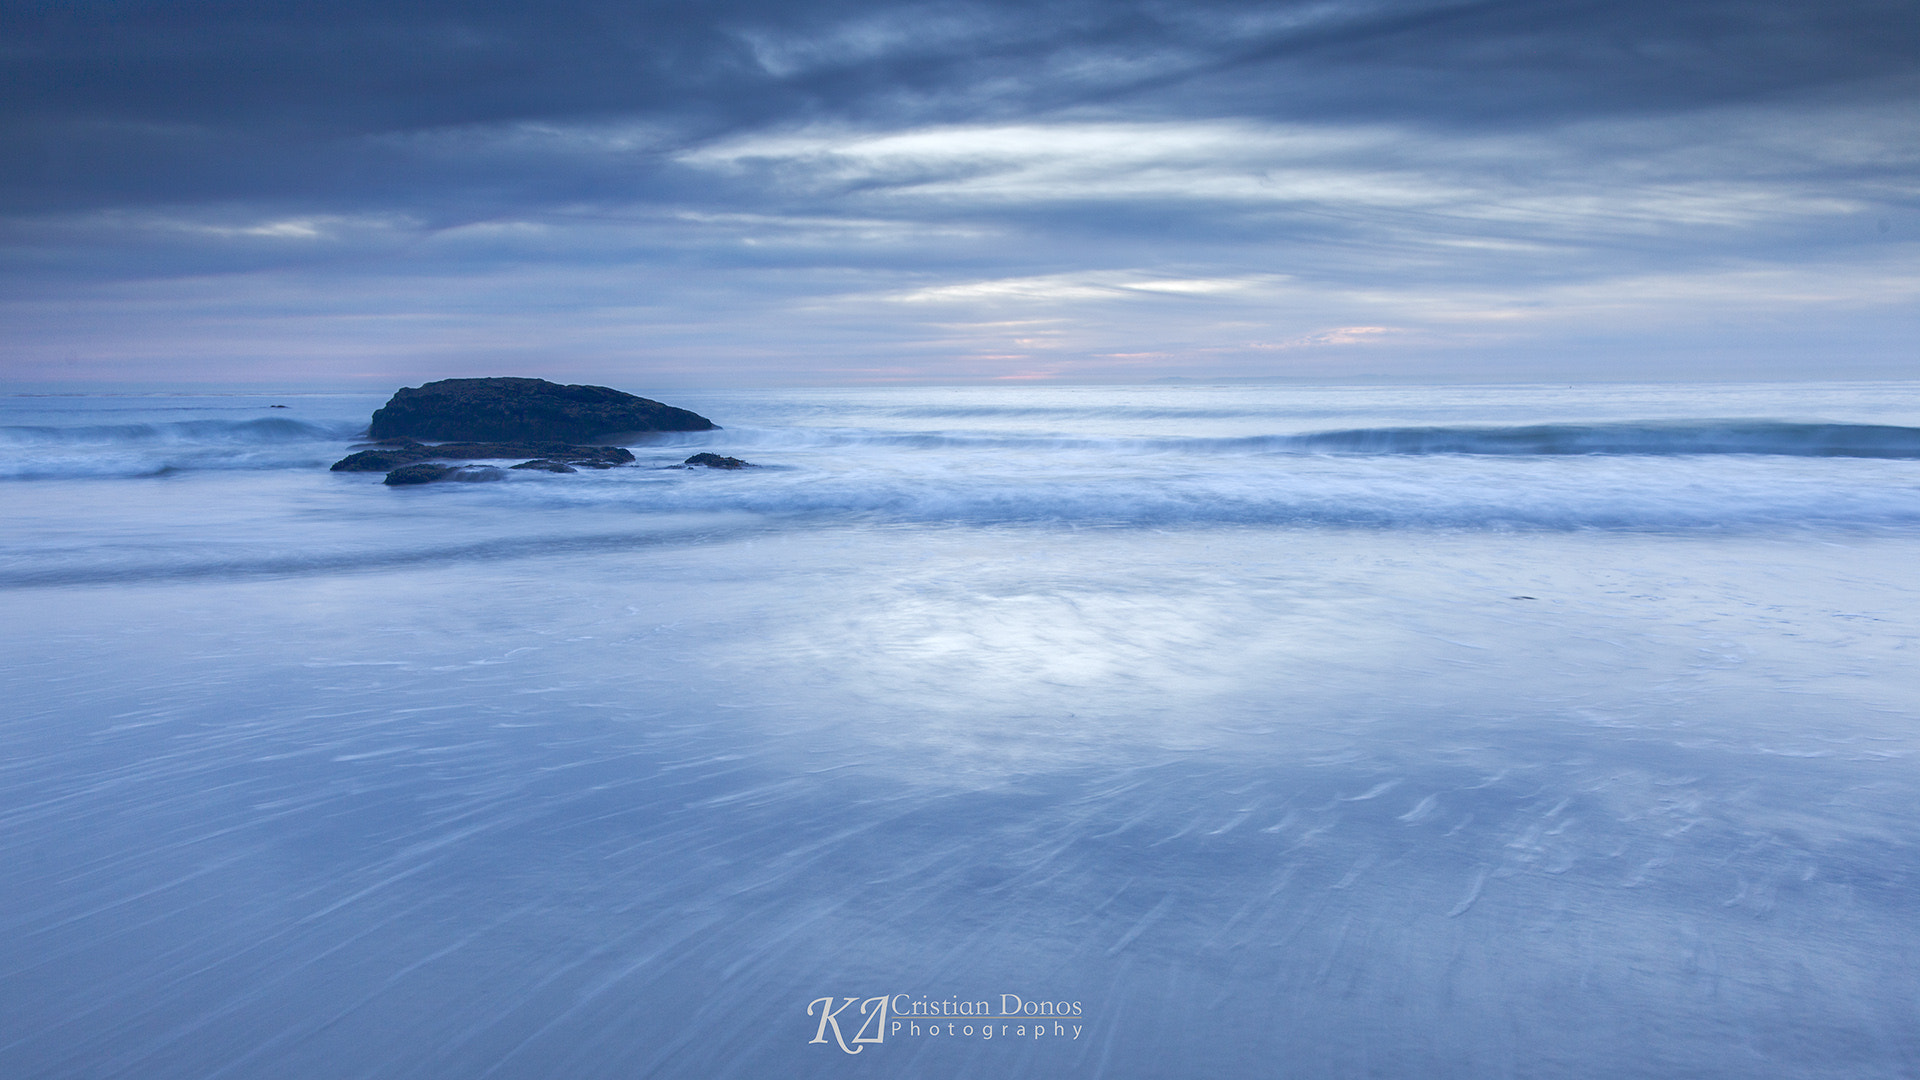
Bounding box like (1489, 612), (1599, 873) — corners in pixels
(0, 417), (362, 446)
(0, 417), (367, 480)
(696, 421), (1920, 459)
(1272, 421), (1920, 458)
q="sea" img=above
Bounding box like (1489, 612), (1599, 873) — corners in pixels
(3, 381), (1918, 1079)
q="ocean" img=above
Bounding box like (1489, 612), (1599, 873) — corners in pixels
(3, 382), (1918, 1078)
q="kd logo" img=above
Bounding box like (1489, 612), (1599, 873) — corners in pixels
(807, 995), (889, 1053)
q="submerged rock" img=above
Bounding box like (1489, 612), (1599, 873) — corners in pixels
(368, 378), (715, 443)
(383, 463), (455, 485)
(510, 459), (577, 473)
(332, 448), (427, 472)
(382, 464), (504, 486)
(332, 441), (634, 471)
(683, 453), (752, 469)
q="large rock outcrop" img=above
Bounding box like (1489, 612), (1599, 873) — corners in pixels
(367, 378), (715, 443)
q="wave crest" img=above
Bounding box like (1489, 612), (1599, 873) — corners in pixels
(675, 420), (1920, 459)
(1280, 421), (1920, 458)
(0, 417), (361, 446)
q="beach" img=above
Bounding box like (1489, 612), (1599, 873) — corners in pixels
(3, 381), (1918, 1077)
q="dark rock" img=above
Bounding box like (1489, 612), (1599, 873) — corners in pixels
(383, 463), (456, 485)
(511, 459), (577, 473)
(269, 404), (289, 408)
(683, 453), (752, 469)
(383, 464), (504, 486)
(456, 443), (632, 464)
(440, 443), (633, 464)
(332, 442), (634, 471)
(333, 449), (429, 472)
(368, 377), (715, 443)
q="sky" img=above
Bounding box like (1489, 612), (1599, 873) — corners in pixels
(2, 0), (1916, 388)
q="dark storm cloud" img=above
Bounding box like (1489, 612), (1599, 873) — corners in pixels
(2, 0), (1914, 213)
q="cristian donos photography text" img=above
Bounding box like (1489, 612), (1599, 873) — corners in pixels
(808, 994), (1086, 1053)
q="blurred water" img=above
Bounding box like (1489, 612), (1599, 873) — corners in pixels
(2, 383), (1918, 1078)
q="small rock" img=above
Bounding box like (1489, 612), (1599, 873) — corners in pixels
(511, 459), (577, 473)
(383, 464), (504, 486)
(683, 453), (752, 469)
(334, 449), (428, 472)
(383, 463), (456, 485)
(333, 442), (634, 471)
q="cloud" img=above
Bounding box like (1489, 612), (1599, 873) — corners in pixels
(677, 111), (1913, 231)
(882, 271), (1275, 303)
(1, 0), (1916, 383)
(5, 0), (1914, 212)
